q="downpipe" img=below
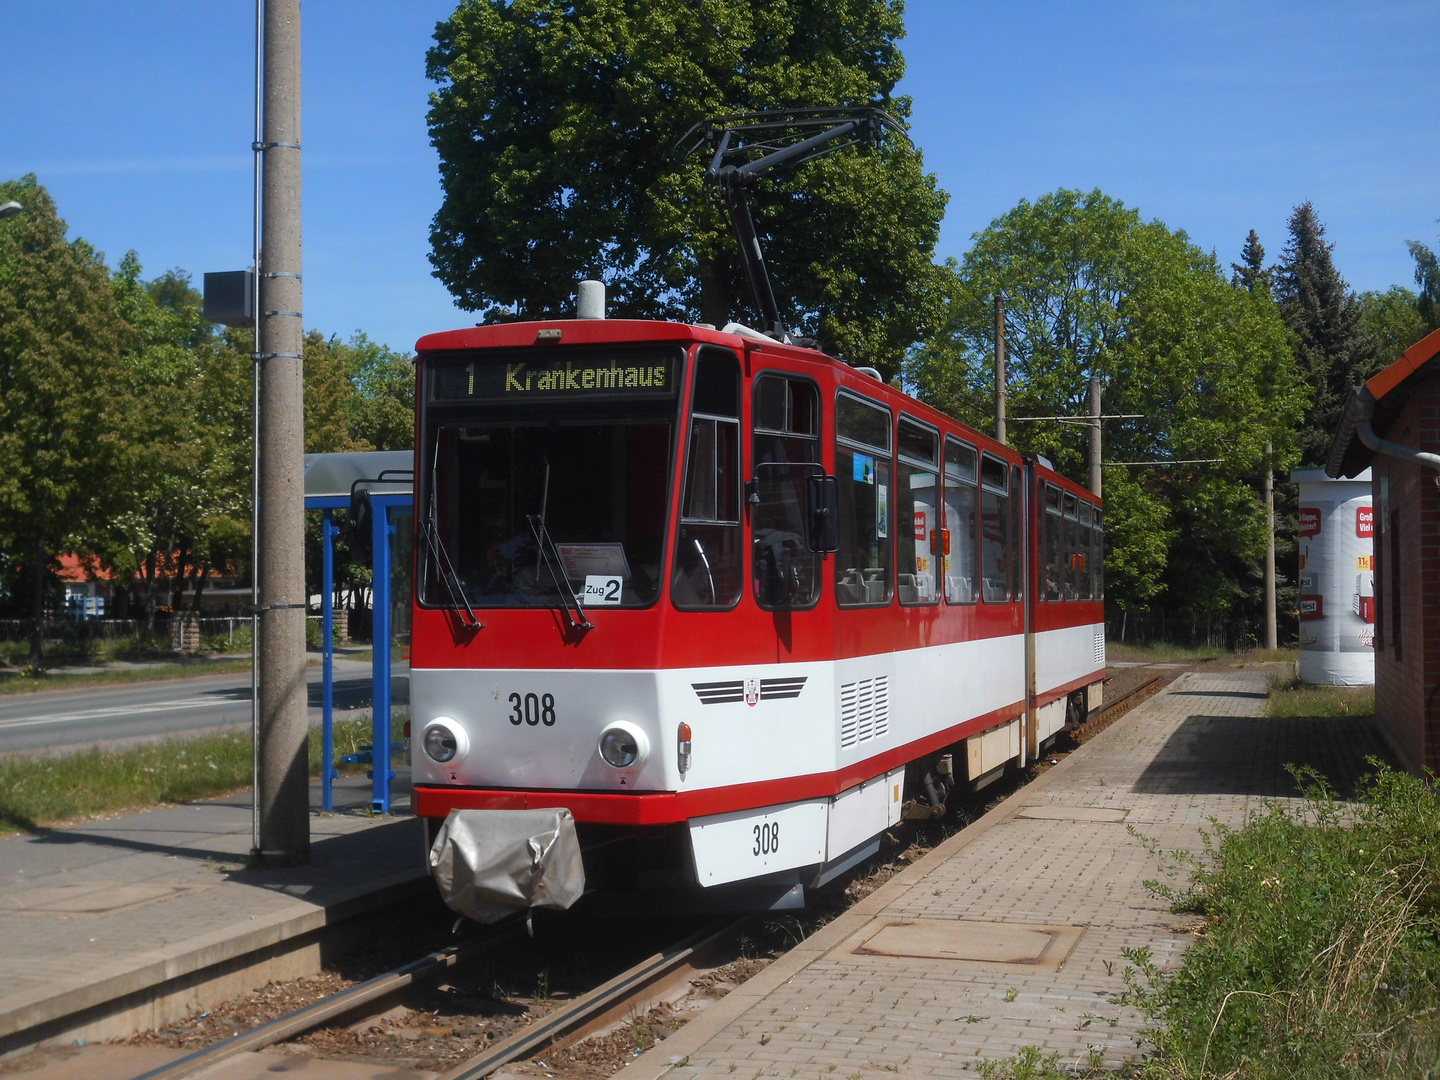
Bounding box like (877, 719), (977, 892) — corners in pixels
(1354, 389), (1440, 473)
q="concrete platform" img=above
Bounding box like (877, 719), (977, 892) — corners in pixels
(620, 669), (1396, 1078)
(0, 777), (426, 1056)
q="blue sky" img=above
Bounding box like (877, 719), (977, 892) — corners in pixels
(2, 1), (1435, 354)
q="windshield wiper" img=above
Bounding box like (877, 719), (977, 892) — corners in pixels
(422, 440), (483, 630)
(527, 460), (593, 632)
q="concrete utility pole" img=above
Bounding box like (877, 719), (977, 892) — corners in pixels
(1264, 438), (1277, 651)
(254, 0), (308, 866)
(994, 293), (1007, 445)
(1088, 375), (1102, 497)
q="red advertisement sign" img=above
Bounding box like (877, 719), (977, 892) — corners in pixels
(1299, 595), (1324, 620)
(1356, 506), (1374, 538)
(1299, 508), (1321, 538)
(914, 511), (926, 542)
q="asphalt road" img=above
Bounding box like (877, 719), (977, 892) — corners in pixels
(0, 659), (409, 756)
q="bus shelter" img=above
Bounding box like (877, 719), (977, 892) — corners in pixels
(302, 451), (413, 813)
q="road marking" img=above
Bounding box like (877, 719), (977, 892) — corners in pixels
(0, 698), (230, 730)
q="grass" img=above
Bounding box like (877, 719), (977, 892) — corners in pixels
(1116, 765), (1440, 1079)
(0, 711), (408, 836)
(1268, 673), (1375, 718)
(0, 658), (255, 696)
(1108, 641), (1226, 664)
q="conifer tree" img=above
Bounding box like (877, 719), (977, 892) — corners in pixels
(1274, 202), (1367, 466)
(1231, 229), (1271, 294)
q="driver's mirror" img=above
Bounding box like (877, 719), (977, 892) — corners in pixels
(804, 475), (840, 553)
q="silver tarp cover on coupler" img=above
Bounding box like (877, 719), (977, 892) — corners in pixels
(429, 808), (585, 924)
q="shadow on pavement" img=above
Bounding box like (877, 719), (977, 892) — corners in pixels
(1132, 714), (1397, 799)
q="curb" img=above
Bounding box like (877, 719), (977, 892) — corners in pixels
(0, 828), (429, 1054)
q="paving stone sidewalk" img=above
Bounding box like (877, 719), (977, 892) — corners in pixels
(625, 669), (1395, 1079)
(0, 778), (425, 1050)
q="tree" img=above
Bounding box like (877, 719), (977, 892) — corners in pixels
(0, 176), (132, 667)
(909, 189), (1307, 627)
(1274, 202), (1368, 467)
(1357, 286), (1429, 374)
(1231, 229), (1271, 294)
(1406, 228), (1439, 333)
(425, 0), (950, 376)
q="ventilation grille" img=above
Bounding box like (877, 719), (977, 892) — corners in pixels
(840, 676), (889, 749)
(1094, 630), (1106, 667)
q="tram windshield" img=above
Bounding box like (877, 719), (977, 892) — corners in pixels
(420, 347), (679, 610)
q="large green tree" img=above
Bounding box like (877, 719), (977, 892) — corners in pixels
(909, 190), (1307, 625)
(1274, 202), (1369, 467)
(425, 0), (950, 375)
(0, 176), (133, 666)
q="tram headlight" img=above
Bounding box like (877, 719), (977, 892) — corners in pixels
(422, 720), (467, 763)
(598, 721), (649, 769)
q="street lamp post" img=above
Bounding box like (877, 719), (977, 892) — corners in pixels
(0, 201), (23, 219)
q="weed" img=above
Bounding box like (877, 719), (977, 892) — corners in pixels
(1003, 987), (1018, 1002)
(1267, 672), (1375, 718)
(1120, 763), (1440, 1078)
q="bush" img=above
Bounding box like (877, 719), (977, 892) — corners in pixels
(1123, 765), (1440, 1079)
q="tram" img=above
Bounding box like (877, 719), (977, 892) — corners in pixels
(408, 109), (1105, 913)
(409, 311), (1105, 908)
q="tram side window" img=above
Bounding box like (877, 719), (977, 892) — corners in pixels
(1044, 484), (1063, 601)
(942, 438), (978, 604)
(835, 393), (893, 606)
(979, 454), (1009, 603)
(752, 374), (822, 609)
(1063, 492), (1080, 601)
(673, 348), (742, 609)
(896, 418), (940, 606)
(1077, 502), (1093, 600)
(1092, 509), (1103, 599)
(1010, 464), (1024, 604)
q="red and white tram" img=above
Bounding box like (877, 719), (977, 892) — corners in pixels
(409, 313), (1106, 909)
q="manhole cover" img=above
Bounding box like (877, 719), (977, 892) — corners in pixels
(850, 919), (1083, 970)
(0, 883), (196, 914)
(1015, 805), (1129, 823)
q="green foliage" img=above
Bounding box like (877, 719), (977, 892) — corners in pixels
(1124, 767), (1440, 1079)
(425, 0), (950, 376)
(1274, 202), (1370, 467)
(909, 189), (1307, 619)
(1407, 229), (1439, 332)
(0, 711), (407, 834)
(302, 330), (415, 453)
(1356, 286), (1429, 376)
(0, 176), (134, 663)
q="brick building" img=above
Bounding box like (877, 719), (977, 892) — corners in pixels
(1328, 326), (1440, 776)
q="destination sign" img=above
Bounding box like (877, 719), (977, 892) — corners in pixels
(429, 349), (677, 403)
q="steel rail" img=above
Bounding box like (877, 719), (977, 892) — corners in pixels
(1084, 674), (1164, 725)
(129, 926), (523, 1080)
(436, 917), (748, 1080)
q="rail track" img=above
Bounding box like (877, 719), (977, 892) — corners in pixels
(131, 915), (748, 1080)
(124, 666), (1178, 1080)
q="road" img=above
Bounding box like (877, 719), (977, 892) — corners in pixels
(0, 659), (409, 756)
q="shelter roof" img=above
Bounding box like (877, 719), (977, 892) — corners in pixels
(303, 451), (413, 501)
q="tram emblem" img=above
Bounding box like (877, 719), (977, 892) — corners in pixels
(745, 679), (760, 707)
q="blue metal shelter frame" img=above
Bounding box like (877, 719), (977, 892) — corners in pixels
(303, 452), (413, 814)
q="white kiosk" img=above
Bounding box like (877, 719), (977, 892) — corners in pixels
(1291, 467), (1374, 685)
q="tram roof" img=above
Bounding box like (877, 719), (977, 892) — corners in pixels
(415, 318), (758, 354)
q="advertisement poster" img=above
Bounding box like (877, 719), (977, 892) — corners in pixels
(1292, 469), (1374, 684)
